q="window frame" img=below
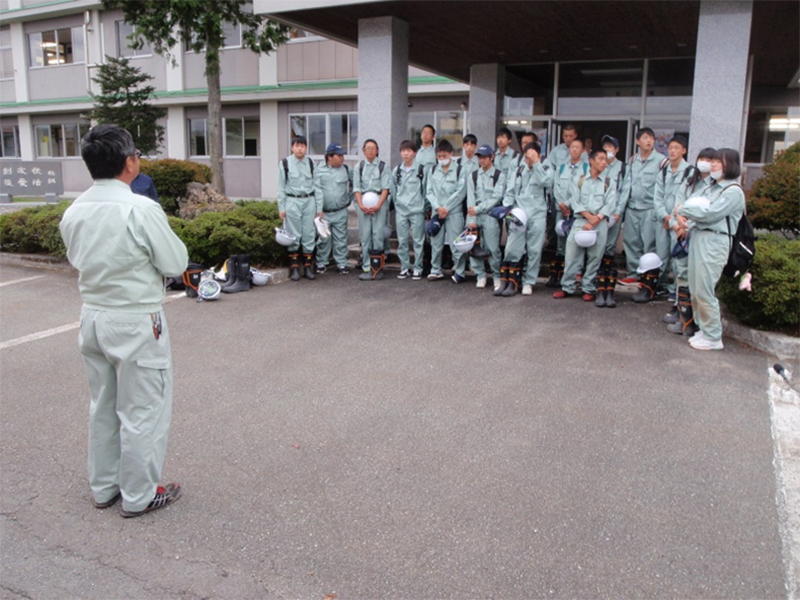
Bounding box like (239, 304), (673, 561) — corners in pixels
(115, 20), (153, 59)
(34, 122), (89, 158)
(1, 125), (20, 158)
(28, 26), (85, 68)
(223, 116), (260, 157)
(188, 118), (209, 157)
(184, 22), (243, 53)
(0, 28), (13, 80)
(288, 112), (359, 159)
(286, 28), (325, 44)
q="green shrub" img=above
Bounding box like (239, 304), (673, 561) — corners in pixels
(0, 202), (70, 257)
(718, 234), (800, 334)
(747, 142), (800, 236)
(140, 158), (213, 213)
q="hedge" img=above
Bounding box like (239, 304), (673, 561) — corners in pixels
(0, 202), (69, 257)
(139, 158), (212, 216)
(747, 142), (800, 236)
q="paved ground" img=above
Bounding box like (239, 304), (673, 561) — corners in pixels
(0, 264), (791, 599)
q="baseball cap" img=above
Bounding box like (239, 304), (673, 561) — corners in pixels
(601, 135), (620, 148)
(325, 143), (346, 155)
(475, 144), (494, 157)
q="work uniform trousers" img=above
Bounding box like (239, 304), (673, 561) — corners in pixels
(604, 217), (622, 257)
(396, 210), (425, 273)
(623, 207), (657, 274)
(430, 212), (467, 276)
(285, 195), (317, 254)
(555, 212), (567, 257)
(470, 213), (502, 281)
(504, 209), (547, 286)
(655, 222), (675, 293)
(562, 219), (609, 295)
(79, 306), (173, 513)
(359, 203), (389, 269)
(687, 229), (730, 342)
(317, 206), (349, 269)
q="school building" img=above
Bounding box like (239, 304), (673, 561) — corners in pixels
(0, 0), (797, 198)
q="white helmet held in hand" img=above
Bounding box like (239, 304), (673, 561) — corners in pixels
(362, 191), (380, 208)
(637, 252), (663, 273)
(506, 207), (528, 232)
(574, 229), (598, 248)
(453, 229), (477, 254)
(275, 221), (296, 246)
(684, 196), (711, 211)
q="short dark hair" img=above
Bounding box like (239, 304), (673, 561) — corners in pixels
(569, 138), (585, 148)
(436, 139), (454, 154)
(636, 127), (655, 140)
(292, 136), (307, 147)
(81, 124), (136, 180)
(462, 134), (478, 145)
(496, 127), (513, 140)
(399, 139), (417, 152)
(563, 124), (578, 133)
(521, 131), (539, 143)
(697, 146), (716, 161)
(523, 142), (541, 155)
(669, 135), (688, 149)
(588, 148), (605, 160)
(422, 124), (436, 135)
(713, 148), (741, 179)
(362, 138), (379, 151)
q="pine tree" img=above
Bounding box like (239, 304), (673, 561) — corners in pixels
(84, 56), (166, 156)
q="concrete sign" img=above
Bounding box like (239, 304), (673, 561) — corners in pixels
(0, 161), (64, 203)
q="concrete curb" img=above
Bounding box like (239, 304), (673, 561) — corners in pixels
(2, 252), (797, 357)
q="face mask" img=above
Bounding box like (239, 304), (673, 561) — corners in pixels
(606, 151), (615, 159)
(711, 169), (724, 180)
(696, 160), (712, 173)
(438, 158), (451, 167)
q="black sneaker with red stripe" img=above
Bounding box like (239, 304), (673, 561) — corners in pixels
(120, 483), (181, 518)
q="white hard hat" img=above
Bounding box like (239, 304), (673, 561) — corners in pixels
(574, 229), (598, 248)
(362, 191), (380, 208)
(275, 221), (296, 246)
(555, 220), (568, 237)
(506, 207), (528, 232)
(684, 196), (711, 211)
(314, 216), (331, 239)
(453, 229), (477, 254)
(197, 279), (221, 300)
(637, 252), (663, 273)
(249, 268), (271, 286)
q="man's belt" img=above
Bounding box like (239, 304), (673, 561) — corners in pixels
(286, 193), (314, 198)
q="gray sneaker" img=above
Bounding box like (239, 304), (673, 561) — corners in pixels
(397, 269), (410, 279)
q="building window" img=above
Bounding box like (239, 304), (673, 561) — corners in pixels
(116, 21), (152, 58)
(287, 28), (324, 43)
(184, 22), (242, 52)
(28, 27), (85, 67)
(224, 117), (259, 157)
(189, 118), (208, 156)
(408, 111), (467, 153)
(1, 126), (20, 158)
(289, 113), (358, 157)
(34, 123), (89, 157)
(0, 28), (12, 80)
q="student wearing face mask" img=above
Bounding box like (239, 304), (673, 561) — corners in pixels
(675, 148), (745, 351)
(426, 139), (467, 281)
(597, 135), (628, 304)
(663, 147), (716, 336)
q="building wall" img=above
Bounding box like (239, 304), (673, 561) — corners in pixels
(277, 38), (357, 82)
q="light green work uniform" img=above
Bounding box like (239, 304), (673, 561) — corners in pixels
(467, 165), (506, 281)
(670, 174), (714, 289)
(414, 144), (437, 168)
(561, 172), (616, 294)
(427, 161), (468, 276)
(502, 161), (554, 285)
(553, 161), (589, 256)
(457, 154), (480, 180)
(353, 158), (390, 269)
(678, 179), (745, 342)
(494, 147), (519, 175)
(654, 159), (692, 292)
(391, 163), (427, 273)
(59, 179), (188, 513)
(602, 157), (627, 256)
(618, 150), (667, 274)
(314, 161), (353, 270)
(277, 155), (321, 254)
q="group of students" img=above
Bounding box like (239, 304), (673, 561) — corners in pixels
(277, 124), (745, 351)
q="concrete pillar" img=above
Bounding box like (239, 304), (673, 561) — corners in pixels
(166, 106), (185, 160)
(688, 0), (753, 161)
(259, 51), (278, 87)
(10, 23), (28, 103)
(166, 29), (184, 93)
(260, 100), (279, 199)
(18, 114), (33, 160)
(357, 16), (408, 167)
(468, 64), (504, 149)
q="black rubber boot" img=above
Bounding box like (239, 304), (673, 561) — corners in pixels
(494, 262), (509, 296)
(223, 254), (251, 293)
(668, 286), (699, 336)
(220, 256), (239, 292)
(604, 269), (618, 308)
(662, 305), (679, 324)
(556, 259), (565, 288)
(545, 260), (559, 288)
(289, 252), (301, 281)
(595, 268), (608, 307)
(632, 269), (659, 303)
(502, 262), (521, 297)
(303, 253), (315, 280)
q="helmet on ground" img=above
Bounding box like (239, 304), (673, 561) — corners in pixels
(249, 268), (271, 286)
(362, 191), (380, 208)
(489, 206), (511, 221)
(426, 214), (442, 237)
(506, 207), (528, 232)
(275, 221), (296, 246)
(453, 229), (477, 254)
(197, 279), (221, 300)
(684, 196), (711, 211)
(314, 216), (330, 239)
(637, 252), (663, 273)
(574, 229), (598, 248)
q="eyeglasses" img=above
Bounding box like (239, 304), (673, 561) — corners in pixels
(134, 150), (142, 158)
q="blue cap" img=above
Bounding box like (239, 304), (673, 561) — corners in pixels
(601, 135), (619, 149)
(476, 144), (494, 157)
(325, 143), (346, 155)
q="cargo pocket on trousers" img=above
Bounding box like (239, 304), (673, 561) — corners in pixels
(136, 357), (171, 400)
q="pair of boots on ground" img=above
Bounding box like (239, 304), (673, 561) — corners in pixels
(594, 256), (618, 308)
(494, 261), (524, 297)
(359, 249), (386, 281)
(288, 252), (316, 281)
(219, 254), (251, 293)
(662, 286), (699, 336)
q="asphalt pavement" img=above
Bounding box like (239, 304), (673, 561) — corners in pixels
(0, 264), (787, 599)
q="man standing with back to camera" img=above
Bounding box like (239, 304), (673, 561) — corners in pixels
(60, 124), (188, 518)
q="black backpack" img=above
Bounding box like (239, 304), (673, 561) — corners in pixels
(721, 184), (756, 278)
